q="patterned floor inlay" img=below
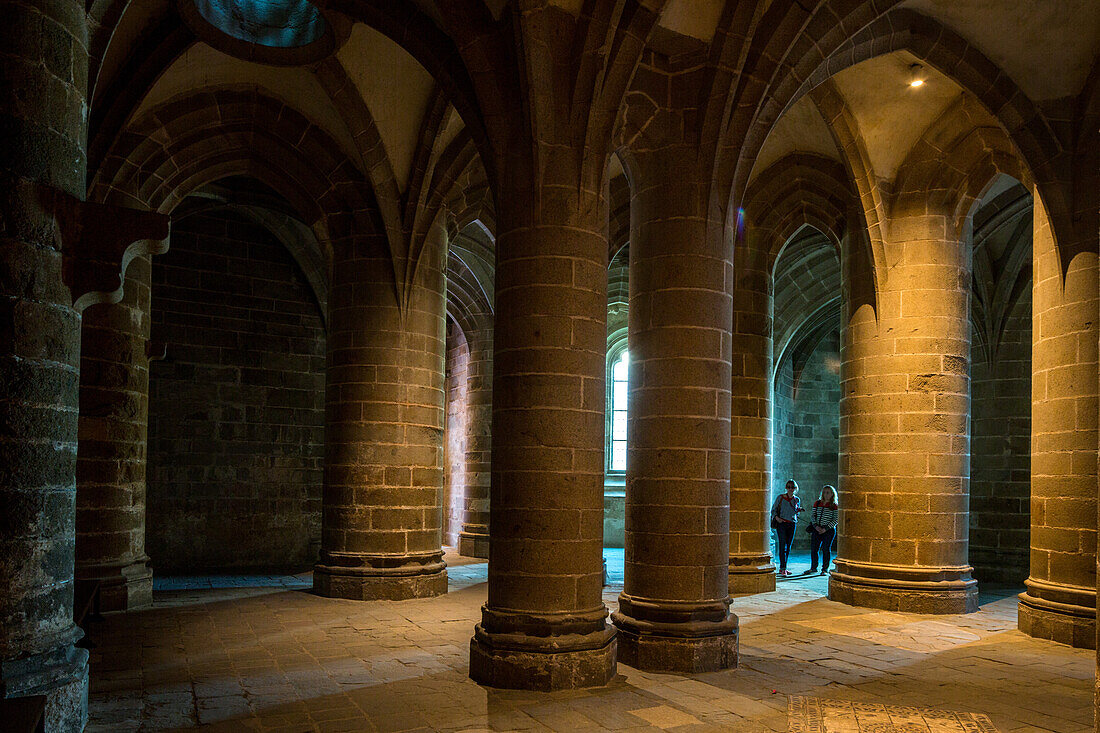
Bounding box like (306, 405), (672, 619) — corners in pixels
(789, 697), (1000, 732)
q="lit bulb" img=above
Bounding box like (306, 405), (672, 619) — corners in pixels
(909, 63), (925, 88)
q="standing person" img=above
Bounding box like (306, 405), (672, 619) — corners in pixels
(771, 480), (803, 576)
(808, 485), (839, 576)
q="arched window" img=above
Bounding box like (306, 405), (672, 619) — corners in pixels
(608, 349), (629, 472)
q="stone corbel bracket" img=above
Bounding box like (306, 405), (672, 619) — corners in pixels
(48, 188), (171, 313)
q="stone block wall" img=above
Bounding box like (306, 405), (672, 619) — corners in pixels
(773, 331), (841, 553)
(970, 288), (1031, 583)
(147, 206), (325, 573)
(444, 318), (470, 547)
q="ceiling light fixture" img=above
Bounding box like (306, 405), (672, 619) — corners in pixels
(909, 63), (926, 88)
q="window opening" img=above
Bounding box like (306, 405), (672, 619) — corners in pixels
(609, 350), (628, 472)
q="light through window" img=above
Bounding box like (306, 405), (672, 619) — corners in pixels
(194, 0), (327, 48)
(610, 351), (628, 471)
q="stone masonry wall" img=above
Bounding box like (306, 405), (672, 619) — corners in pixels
(970, 288), (1031, 583)
(148, 207), (325, 573)
(444, 318), (470, 547)
(773, 331), (841, 554)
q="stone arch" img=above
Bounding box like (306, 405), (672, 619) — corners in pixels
(448, 178), (496, 241)
(445, 229), (494, 560)
(236, 205), (330, 325)
(891, 95), (1033, 241)
(608, 244), (629, 312)
(450, 223), (495, 311)
(714, 0), (890, 213)
(966, 179), (1033, 585)
(155, 189), (330, 328)
(447, 250), (493, 341)
(608, 173), (631, 263)
(785, 8), (1076, 277)
(88, 23), (405, 259)
(742, 154), (847, 273)
(771, 226), (842, 376)
(92, 87), (387, 265)
(969, 181), (1032, 364)
(320, 0), (492, 184)
(808, 81), (888, 302)
(741, 155), (860, 315)
(87, 3), (197, 174)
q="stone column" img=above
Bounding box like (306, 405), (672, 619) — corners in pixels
(0, 1), (90, 730)
(830, 203), (978, 614)
(313, 219), (448, 600)
(458, 319), (492, 559)
(728, 230), (777, 593)
(610, 154), (738, 672)
(75, 256), (154, 611)
(1018, 194), (1097, 648)
(469, 191), (615, 690)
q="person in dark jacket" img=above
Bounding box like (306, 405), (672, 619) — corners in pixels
(771, 479), (803, 576)
(808, 485), (839, 575)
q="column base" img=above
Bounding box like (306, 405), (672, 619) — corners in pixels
(828, 561), (978, 614)
(614, 627), (737, 672)
(75, 559), (153, 613)
(458, 530), (489, 559)
(612, 597), (738, 673)
(1, 627), (89, 733)
(1018, 579), (1096, 649)
(469, 606), (617, 690)
(313, 553), (447, 601)
(470, 632), (616, 691)
(728, 555), (776, 594)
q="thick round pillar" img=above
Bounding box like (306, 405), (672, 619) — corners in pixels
(313, 222), (448, 601)
(728, 234), (776, 594)
(610, 159), (738, 672)
(0, 1), (90, 730)
(831, 207), (978, 614)
(1018, 194), (1097, 648)
(458, 322), (492, 558)
(469, 197), (615, 691)
(75, 256), (153, 612)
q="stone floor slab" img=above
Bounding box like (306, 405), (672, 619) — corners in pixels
(83, 549), (1092, 732)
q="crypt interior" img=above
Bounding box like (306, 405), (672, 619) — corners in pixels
(0, 1), (1097, 731)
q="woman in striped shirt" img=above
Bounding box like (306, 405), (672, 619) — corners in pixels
(808, 485), (839, 576)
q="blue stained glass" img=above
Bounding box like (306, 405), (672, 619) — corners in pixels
(195, 0), (327, 48)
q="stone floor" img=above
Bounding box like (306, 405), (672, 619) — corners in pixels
(85, 550), (1094, 732)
